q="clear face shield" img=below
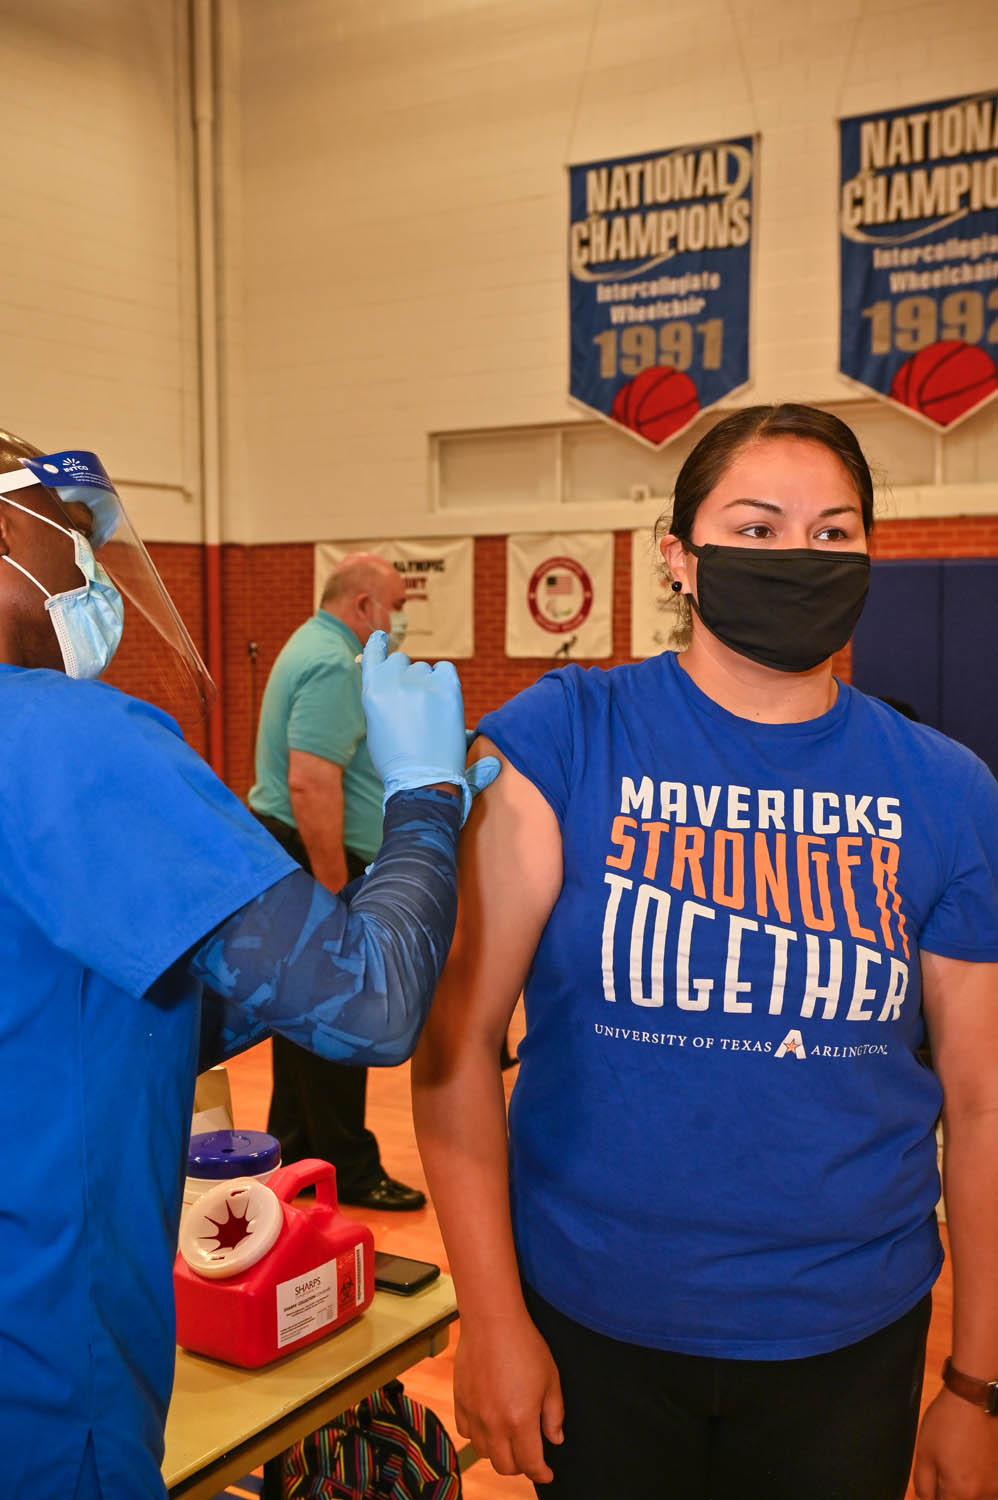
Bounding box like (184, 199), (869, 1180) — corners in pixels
(0, 449), (216, 727)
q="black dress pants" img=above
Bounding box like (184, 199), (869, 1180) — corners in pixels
(524, 1281), (931, 1500)
(252, 812), (383, 1197)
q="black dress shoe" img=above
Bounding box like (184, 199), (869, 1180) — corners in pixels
(340, 1174), (426, 1211)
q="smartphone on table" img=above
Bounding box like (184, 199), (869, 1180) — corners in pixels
(373, 1250), (441, 1295)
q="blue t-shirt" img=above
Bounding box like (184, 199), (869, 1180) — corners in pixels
(479, 652), (998, 1360)
(0, 668), (295, 1497)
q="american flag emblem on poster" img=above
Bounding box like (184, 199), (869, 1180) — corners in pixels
(507, 534), (613, 658)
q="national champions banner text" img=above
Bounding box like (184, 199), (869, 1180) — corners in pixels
(840, 90), (998, 427)
(569, 136), (755, 447)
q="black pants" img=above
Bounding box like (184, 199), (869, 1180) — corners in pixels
(252, 811), (383, 1197)
(523, 1282), (930, 1500)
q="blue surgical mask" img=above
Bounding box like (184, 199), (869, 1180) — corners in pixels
(388, 609), (409, 651)
(1, 498), (124, 678)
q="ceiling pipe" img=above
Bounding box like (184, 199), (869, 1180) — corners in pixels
(191, 0), (225, 778)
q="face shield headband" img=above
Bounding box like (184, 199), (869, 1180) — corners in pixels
(0, 450), (216, 721)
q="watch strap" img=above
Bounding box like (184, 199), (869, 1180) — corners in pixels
(942, 1357), (998, 1416)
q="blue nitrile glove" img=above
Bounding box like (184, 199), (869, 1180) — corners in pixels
(362, 631), (499, 825)
(463, 727), (501, 805)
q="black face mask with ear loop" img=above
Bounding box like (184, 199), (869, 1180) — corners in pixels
(683, 542), (871, 673)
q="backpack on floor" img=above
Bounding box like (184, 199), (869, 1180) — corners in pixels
(280, 1379), (462, 1500)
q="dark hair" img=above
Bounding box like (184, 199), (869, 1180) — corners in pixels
(878, 696), (922, 722)
(656, 404), (875, 545)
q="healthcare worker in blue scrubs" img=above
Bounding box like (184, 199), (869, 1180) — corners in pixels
(0, 428), (496, 1500)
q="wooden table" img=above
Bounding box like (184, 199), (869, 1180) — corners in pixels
(164, 1274), (458, 1499)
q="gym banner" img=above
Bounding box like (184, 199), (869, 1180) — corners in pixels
(630, 529), (684, 658)
(569, 135), (755, 448)
(506, 532), (612, 659)
(840, 91), (998, 428)
(314, 538), (474, 659)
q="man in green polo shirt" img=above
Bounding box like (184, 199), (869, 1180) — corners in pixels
(250, 552), (425, 1209)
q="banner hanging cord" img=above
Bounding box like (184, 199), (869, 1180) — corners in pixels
(833, 0), (871, 118)
(720, 0), (870, 128)
(564, 0), (604, 165)
(721, 0), (762, 137)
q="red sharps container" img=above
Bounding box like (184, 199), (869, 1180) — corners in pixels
(173, 1157), (374, 1367)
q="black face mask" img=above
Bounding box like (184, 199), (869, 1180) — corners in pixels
(684, 542), (871, 673)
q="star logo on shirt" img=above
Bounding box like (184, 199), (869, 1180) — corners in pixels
(775, 1028), (807, 1061)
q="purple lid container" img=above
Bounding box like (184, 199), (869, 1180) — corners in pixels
(186, 1129), (281, 1179)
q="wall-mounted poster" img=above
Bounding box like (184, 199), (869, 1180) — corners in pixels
(569, 136), (755, 448)
(506, 532), (613, 658)
(314, 537), (474, 659)
(840, 91), (998, 428)
(630, 529), (684, 658)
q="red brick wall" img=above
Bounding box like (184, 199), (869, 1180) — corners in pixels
(870, 516), (998, 559)
(219, 543), (316, 794)
(106, 518), (998, 796)
(101, 543), (209, 759)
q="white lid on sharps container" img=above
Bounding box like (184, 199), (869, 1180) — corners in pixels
(178, 1177), (283, 1279)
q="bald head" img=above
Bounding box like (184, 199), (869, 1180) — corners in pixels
(320, 551), (406, 646)
(321, 553), (398, 609)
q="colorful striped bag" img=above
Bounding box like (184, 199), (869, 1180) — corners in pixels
(280, 1380), (462, 1500)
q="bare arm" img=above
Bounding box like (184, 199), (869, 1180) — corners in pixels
(913, 954), (998, 1500)
(288, 748), (348, 892)
(411, 736), (564, 1482)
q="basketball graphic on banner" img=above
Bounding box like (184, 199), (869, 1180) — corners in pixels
(611, 367), (700, 445)
(527, 556), (594, 634)
(889, 341), (998, 428)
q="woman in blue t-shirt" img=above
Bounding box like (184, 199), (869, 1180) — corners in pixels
(412, 404), (998, 1500)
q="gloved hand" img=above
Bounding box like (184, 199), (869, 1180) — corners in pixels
(362, 631), (499, 824)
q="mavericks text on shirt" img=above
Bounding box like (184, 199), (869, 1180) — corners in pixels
(600, 777), (909, 1025)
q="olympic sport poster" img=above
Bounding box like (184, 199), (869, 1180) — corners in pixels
(839, 90), (998, 428)
(569, 135), (755, 448)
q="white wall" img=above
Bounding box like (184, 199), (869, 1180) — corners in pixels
(0, 0), (202, 540)
(0, 2), (994, 545)
(231, 0), (998, 543)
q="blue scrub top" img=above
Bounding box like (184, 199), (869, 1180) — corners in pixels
(0, 668), (295, 1497)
